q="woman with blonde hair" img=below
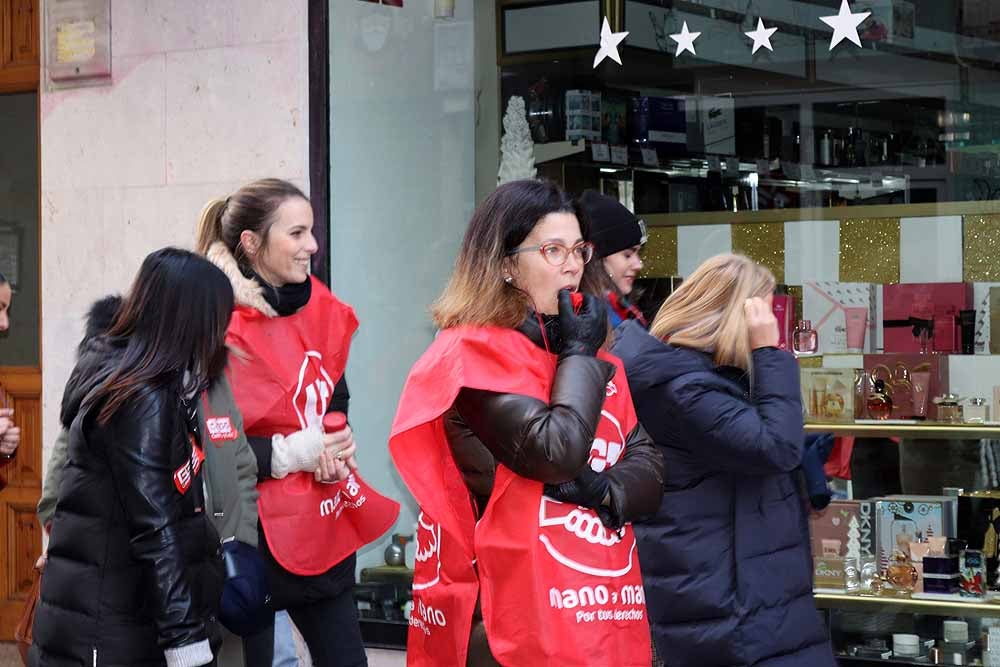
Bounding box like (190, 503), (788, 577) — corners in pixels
(612, 253), (835, 667)
(390, 179), (663, 666)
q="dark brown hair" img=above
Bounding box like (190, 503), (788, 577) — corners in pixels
(195, 178), (308, 268)
(432, 179), (605, 329)
(91, 248), (235, 424)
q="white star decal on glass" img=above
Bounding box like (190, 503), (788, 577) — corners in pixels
(669, 21), (701, 57)
(593, 17), (629, 68)
(745, 18), (778, 55)
(819, 0), (871, 51)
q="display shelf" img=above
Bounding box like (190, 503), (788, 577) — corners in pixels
(804, 422), (1000, 440)
(814, 590), (1000, 618)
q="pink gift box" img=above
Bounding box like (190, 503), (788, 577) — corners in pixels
(882, 283), (972, 354)
(772, 294), (795, 353)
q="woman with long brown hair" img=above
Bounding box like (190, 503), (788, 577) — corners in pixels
(613, 253), (835, 667)
(196, 178), (398, 667)
(31, 248), (233, 667)
(390, 179), (663, 666)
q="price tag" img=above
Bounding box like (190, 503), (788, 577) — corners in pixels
(708, 155), (721, 172)
(641, 147), (659, 166)
(756, 159), (770, 175)
(725, 157), (740, 174)
(871, 171), (884, 187)
(610, 145), (628, 165)
(590, 142), (610, 162)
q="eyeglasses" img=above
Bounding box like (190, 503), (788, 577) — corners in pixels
(507, 241), (595, 267)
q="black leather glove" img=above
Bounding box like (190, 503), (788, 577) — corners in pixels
(558, 290), (607, 358)
(545, 466), (610, 510)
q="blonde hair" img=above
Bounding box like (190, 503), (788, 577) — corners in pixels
(649, 253), (775, 370)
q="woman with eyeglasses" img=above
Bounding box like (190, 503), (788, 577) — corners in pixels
(390, 179), (663, 666)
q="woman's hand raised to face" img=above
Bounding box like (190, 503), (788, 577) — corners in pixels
(745, 297), (780, 350)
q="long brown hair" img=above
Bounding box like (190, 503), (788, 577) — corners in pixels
(432, 179), (605, 329)
(649, 253), (775, 370)
(90, 248), (234, 424)
(195, 178), (308, 268)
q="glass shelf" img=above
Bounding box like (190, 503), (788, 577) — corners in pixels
(815, 590), (1000, 618)
(804, 422), (1000, 440)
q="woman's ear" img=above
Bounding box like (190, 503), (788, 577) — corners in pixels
(239, 229), (261, 258)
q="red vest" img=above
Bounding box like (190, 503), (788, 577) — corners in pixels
(227, 277), (399, 575)
(390, 326), (651, 666)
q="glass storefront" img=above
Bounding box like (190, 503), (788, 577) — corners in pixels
(339, 1), (1000, 661)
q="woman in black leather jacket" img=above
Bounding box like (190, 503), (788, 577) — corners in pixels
(30, 248), (234, 667)
(391, 180), (664, 666)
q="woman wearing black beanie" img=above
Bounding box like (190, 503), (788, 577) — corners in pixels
(578, 190), (648, 328)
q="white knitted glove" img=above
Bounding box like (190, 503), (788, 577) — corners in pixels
(165, 639), (213, 667)
(270, 427), (324, 479)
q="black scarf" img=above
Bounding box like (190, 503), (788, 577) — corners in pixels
(517, 311), (565, 355)
(249, 270), (312, 316)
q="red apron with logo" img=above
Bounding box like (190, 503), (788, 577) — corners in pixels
(390, 326), (651, 667)
(227, 277), (399, 576)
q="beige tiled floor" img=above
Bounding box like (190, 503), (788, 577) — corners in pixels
(0, 642), (405, 667)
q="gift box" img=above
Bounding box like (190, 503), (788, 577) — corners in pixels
(957, 492), (1000, 588)
(857, 0), (915, 45)
(809, 500), (877, 560)
(973, 283), (1000, 354)
(601, 92), (629, 146)
(813, 557), (846, 589)
(630, 96), (687, 150)
(862, 354), (949, 420)
(801, 368), (856, 423)
(874, 496), (957, 571)
(922, 555), (960, 594)
(565, 90), (602, 142)
(882, 283), (973, 354)
(803, 282), (877, 355)
(773, 293), (795, 353)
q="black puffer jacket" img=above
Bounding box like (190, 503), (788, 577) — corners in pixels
(445, 313), (665, 666)
(30, 334), (224, 667)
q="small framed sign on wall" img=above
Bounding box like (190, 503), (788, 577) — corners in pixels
(45, 0), (111, 89)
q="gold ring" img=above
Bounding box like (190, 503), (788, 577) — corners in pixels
(335, 451), (343, 461)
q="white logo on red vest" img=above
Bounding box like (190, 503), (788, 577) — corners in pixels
(412, 512), (442, 591)
(589, 410), (625, 473)
(605, 380), (618, 397)
(174, 441), (205, 494)
(538, 496), (636, 578)
(292, 351), (336, 430)
(205, 416), (238, 443)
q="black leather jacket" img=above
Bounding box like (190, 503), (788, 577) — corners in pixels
(445, 313), (665, 529)
(30, 337), (223, 667)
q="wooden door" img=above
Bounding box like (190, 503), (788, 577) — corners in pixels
(0, 0), (38, 641)
(0, 0), (38, 93)
(0, 368), (41, 638)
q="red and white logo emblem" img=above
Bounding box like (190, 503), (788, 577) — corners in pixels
(589, 410), (625, 473)
(537, 496), (636, 577)
(292, 351), (335, 430)
(205, 416), (238, 443)
(413, 512), (442, 591)
(174, 440), (205, 494)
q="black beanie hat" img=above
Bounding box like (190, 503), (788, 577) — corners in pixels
(578, 190), (647, 259)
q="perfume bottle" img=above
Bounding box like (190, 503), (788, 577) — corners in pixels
(867, 379), (893, 420)
(885, 551), (918, 596)
(792, 320), (818, 356)
(853, 369), (868, 419)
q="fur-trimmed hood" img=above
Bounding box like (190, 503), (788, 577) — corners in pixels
(205, 241), (277, 318)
